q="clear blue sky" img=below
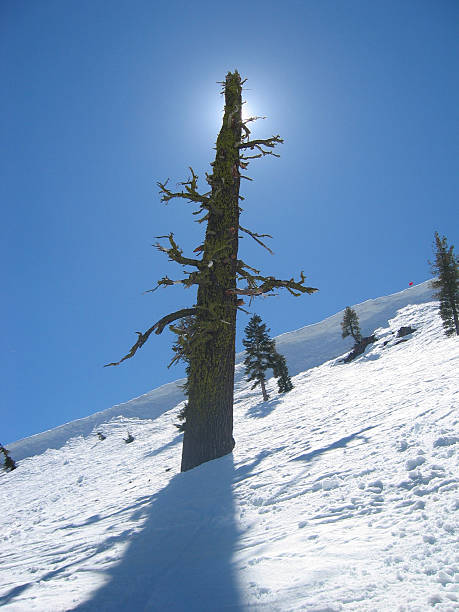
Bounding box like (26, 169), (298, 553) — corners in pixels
(2, 0), (458, 444)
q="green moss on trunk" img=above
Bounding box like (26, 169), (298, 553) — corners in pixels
(180, 72), (242, 472)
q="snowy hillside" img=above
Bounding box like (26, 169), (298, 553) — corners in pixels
(8, 280), (436, 460)
(1, 280), (458, 611)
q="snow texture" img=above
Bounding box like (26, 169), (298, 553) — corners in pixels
(1, 279), (458, 611)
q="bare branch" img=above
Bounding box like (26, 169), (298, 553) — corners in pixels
(226, 271), (318, 298)
(242, 116), (267, 124)
(104, 308), (198, 367)
(239, 225), (274, 254)
(158, 167), (210, 206)
(143, 269), (208, 294)
(154, 233), (201, 268)
(237, 135), (284, 151)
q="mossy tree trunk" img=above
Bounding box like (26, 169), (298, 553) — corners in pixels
(180, 73), (242, 471)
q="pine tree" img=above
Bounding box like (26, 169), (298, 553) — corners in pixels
(341, 306), (362, 344)
(430, 232), (459, 336)
(272, 352), (293, 393)
(0, 444), (16, 471)
(106, 71), (317, 472)
(243, 315), (277, 401)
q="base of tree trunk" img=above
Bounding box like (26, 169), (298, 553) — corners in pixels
(181, 429), (235, 472)
(260, 379), (269, 402)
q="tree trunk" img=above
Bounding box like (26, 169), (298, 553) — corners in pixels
(181, 72), (242, 472)
(260, 379), (269, 402)
(451, 301), (459, 335)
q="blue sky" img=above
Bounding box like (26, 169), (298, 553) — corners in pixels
(2, 0), (458, 444)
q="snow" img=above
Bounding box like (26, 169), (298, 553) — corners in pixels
(1, 280), (458, 611)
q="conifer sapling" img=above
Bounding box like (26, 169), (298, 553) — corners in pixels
(341, 306), (362, 344)
(429, 232), (459, 337)
(272, 352), (293, 393)
(243, 314), (292, 399)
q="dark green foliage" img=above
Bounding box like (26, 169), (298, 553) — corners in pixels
(430, 232), (459, 336)
(341, 306), (362, 344)
(243, 314), (277, 401)
(243, 314), (293, 399)
(272, 352), (293, 393)
(0, 444), (16, 471)
(170, 316), (196, 431)
(175, 403), (188, 432)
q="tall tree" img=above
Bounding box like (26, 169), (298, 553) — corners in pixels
(106, 71), (317, 471)
(243, 314), (277, 401)
(272, 352), (293, 393)
(430, 232), (459, 336)
(341, 306), (362, 344)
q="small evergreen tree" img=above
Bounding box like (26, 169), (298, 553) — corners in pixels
(430, 232), (459, 336)
(243, 315), (276, 401)
(0, 444), (16, 471)
(272, 352), (293, 393)
(341, 306), (362, 344)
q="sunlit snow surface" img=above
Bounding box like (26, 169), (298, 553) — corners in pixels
(1, 281), (458, 611)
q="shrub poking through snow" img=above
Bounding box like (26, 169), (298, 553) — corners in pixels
(0, 444), (16, 471)
(124, 433), (135, 444)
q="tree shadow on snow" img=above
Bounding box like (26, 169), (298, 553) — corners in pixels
(0, 583), (33, 607)
(72, 454), (245, 612)
(246, 397), (282, 419)
(142, 434), (182, 459)
(291, 425), (377, 463)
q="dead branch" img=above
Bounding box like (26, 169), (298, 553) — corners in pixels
(104, 308), (198, 367)
(242, 116), (267, 124)
(158, 168), (210, 206)
(239, 226), (274, 254)
(154, 233), (201, 268)
(237, 135), (284, 153)
(143, 269), (208, 294)
(227, 270), (318, 298)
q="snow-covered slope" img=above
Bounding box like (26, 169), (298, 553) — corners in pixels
(1, 280), (458, 611)
(8, 280), (435, 461)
